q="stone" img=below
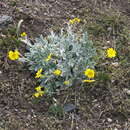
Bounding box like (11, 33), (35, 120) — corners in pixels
(126, 90), (130, 95)
(0, 15), (13, 27)
(124, 88), (130, 95)
(63, 103), (76, 112)
(107, 118), (112, 122)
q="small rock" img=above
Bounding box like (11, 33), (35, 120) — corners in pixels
(107, 41), (110, 43)
(0, 2), (7, 8)
(63, 103), (76, 112)
(126, 90), (130, 95)
(124, 88), (130, 95)
(107, 27), (112, 31)
(111, 62), (119, 67)
(0, 15), (13, 27)
(107, 118), (112, 122)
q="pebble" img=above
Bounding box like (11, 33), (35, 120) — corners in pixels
(107, 118), (112, 122)
(107, 41), (110, 43)
(124, 88), (130, 95)
(64, 103), (76, 112)
(111, 62), (119, 67)
(0, 15), (12, 27)
(126, 90), (130, 95)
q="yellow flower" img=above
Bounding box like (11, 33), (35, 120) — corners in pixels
(34, 86), (44, 98)
(45, 53), (52, 62)
(8, 50), (20, 60)
(34, 91), (44, 98)
(21, 32), (27, 37)
(69, 19), (74, 24)
(34, 92), (40, 98)
(63, 80), (70, 85)
(53, 69), (62, 76)
(38, 91), (44, 96)
(35, 68), (43, 78)
(84, 68), (95, 79)
(83, 79), (95, 83)
(74, 18), (81, 23)
(106, 48), (116, 58)
(35, 86), (42, 91)
(69, 18), (81, 24)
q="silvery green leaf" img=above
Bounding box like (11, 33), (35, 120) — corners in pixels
(21, 25), (97, 94)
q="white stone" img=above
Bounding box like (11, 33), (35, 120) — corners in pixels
(107, 118), (112, 122)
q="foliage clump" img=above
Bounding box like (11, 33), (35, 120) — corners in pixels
(20, 25), (97, 95)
